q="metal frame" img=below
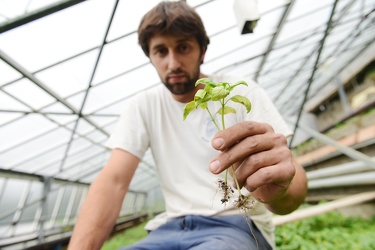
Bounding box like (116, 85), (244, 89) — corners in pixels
(0, 0), (375, 248)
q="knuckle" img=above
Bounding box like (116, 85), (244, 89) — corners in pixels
(245, 178), (256, 191)
(286, 160), (296, 176)
(245, 136), (259, 149)
(273, 133), (287, 145)
(221, 151), (235, 165)
(258, 167), (273, 183)
(263, 123), (274, 132)
(279, 146), (292, 158)
(248, 154), (262, 168)
(241, 121), (255, 132)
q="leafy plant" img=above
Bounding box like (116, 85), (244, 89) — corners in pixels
(275, 211), (375, 250)
(183, 78), (252, 210)
(102, 219), (150, 250)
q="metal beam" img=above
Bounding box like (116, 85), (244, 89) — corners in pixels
(0, 168), (145, 194)
(0, 0), (87, 34)
(289, 0), (340, 147)
(287, 118), (375, 169)
(0, 49), (109, 137)
(254, 0), (295, 81)
(307, 157), (375, 180)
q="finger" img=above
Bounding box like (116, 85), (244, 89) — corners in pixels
(244, 159), (295, 194)
(233, 149), (280, 188)
(211, 121), (274, 151)
(209, 133), (274, 174)
(234, 140), (291, 186)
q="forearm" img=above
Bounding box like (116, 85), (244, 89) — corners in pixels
(68, 172), (128, 249)
(265, 159), (308, 215)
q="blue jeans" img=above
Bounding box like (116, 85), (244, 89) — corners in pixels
(118, 215), (272, 250)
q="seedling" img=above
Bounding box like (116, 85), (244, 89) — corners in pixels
(183, 78), (261, 248)
(183, 78), (253, 210)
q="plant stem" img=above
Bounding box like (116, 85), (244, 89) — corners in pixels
(221, 100), (226, 130)
(231, 165), (242, 197)
(220, 99), (242, 197)
(206, 108), (221, 131)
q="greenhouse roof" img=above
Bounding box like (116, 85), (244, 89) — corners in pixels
(0, 0), (374, 233)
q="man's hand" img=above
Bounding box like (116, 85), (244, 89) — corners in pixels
(209, 121), (307, 214)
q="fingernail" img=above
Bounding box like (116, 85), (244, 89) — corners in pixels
(209, 160), (221, 173)
(212, 138), (224, 149)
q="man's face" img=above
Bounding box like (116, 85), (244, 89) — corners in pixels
(148, 34), (205, 96)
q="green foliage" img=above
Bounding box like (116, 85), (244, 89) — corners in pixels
(275, 211), (375, 250)
(101, 219), (149, 250)
(183, 78), (251, 123)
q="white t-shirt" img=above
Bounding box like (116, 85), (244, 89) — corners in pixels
(106, 75), (292, 248)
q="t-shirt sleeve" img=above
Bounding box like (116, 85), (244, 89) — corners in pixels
(245, 83), (293, 138)
(105, 94), (149, 159)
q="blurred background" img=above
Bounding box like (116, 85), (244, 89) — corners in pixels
(0, 0), (374, 249)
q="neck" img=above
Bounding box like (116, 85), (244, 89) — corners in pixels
(172, 73), (208, 103)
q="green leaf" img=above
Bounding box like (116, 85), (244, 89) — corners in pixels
(211, 86), (230, 101)
(183, 101), (196, 120)
(229, 80), (248, 91)
(194, 89), (207, 101)
(204, 84), (213, 95)
(217, 106), (236, 115)
(194, 89), (211, 106)
(195, 78), (217, 87)
(230, 95), (251, 113)
(199, 102), (208, 110)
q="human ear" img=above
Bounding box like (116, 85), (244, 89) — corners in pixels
(200, 47), (206, 64)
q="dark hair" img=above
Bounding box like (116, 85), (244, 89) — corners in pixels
(137, 1), (210, 57)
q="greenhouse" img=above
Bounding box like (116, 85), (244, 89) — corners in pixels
(0, 0), (374, 249)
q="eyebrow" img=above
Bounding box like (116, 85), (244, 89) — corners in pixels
(151, 44), (165, 53)
(151, 37), (194, 52)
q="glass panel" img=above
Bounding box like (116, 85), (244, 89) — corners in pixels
(277, 6), (332, 43)
(204, 28), (271, 73)
(3, 78), (56, 110)
(288, 1), (332, 20)
(85, 130), (107, 144)
(0, 112), (22, 127)
(0, 114), (57, 153)
(21, 144), (68, 174)
(35, 50), (99, 98)
(1, 127), (71, 169)
(84, 64), (159, 114)
(107, 0), (161, 40)
(0, 59), (22, 86)
(93, 34), (149, 85)
(196, 0), (236, 36)
(220, 57), (262, 78)
(0, 90), (31, 111)
(0, 0), (115, 71)
(75, 119), (96, 135)
(61, 145), (104, 171)
(88, 115), (118, 128)
(0, 0), (65, 25)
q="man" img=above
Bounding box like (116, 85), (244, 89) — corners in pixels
(68, 1), (307, 249)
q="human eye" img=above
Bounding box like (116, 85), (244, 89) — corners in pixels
(154, 47), (168, 57)
(178, 43), (191, 54)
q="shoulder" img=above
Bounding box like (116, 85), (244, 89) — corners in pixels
(208, 74), (262, 97)
(126, 84), (165, 105)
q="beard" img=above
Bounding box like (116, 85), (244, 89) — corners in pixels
(163, 66), (200, 95)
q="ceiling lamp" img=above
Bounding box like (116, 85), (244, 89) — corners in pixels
(233, 0), (260, 34)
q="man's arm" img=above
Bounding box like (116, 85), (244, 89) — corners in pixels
(68, 148), (140, 250)
(209, 121), (308, 215)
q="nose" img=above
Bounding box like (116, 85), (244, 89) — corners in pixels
(167, 52), (182, 71)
